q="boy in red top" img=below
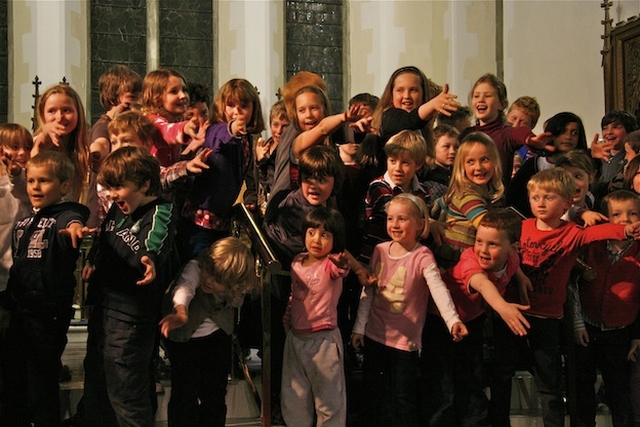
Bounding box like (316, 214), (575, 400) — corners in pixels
(422, 208), (530, 427)
(490, 168), (640, 427)
(572, 189), (640, 427)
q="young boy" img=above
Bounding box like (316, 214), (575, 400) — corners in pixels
(160, 236), (257, 427)
(0, 151), (89, 426)
(81, 147), (174, 427)
(507, 96), (541, 163)
(490, 168), (640, 427)
(572, 190), (640, 427)
(422, 208), (530, 427)
(592, 110), (638, 185)
(422, 123), (459, 187)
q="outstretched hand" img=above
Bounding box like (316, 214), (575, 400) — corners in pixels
(431, 84), (460, 117)
(186, 148), (212, 175)
(136, 255), (156, 285)
(59, 224), (97, 249)
(496, 302), (530, 336)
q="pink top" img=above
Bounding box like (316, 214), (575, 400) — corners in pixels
(147, 113), (189, 167)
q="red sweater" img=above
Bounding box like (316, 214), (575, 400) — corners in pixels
(579, 241), (640, 328)
(518, 219), (627, 319)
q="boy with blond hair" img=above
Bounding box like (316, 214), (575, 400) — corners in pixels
(490, 168), (640, 427)
(506, 96), (541, 130)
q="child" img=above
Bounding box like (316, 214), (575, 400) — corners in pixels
(422, 123), (459, 187)
(624, 155), (640, 194)
(461, 73), (553, 186)
(434, 131), (504, 269)
(507, 112), (588, 217)
(608, 129), (640, 193)
(185, 81), (211, 126)
(0, 151), (89, 426)
(352, 193), (468, 427)
(159, 237), (257, 427)
(32, 83), (91, 204)
(437, 105), (472, 133)
(506, 96), (541, 130)
(422, 208), (530, 427)
(89, 65), (142, 167)
(179, 78), (264, 259)
(141, 68), (200, 167)
(255, 100), (289, 211)
(591, 110), (638, 186)
(80, 147), (174, 427)
(571, 190), (640, 427)
(489, 168), (640, 427)
(555, 149), (604, 225)
(281, 207), (351, 426)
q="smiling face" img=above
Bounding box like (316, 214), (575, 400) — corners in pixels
(304, 225), (334, 261)
(472, 82), (506, 126)
(474, 225), (515, 272)
(387, 153), (421, 191)
(301, 175), (335, 206)
(296, 91), (325, 131)
(270, 116), (289, 145)
(162, 76), (188, 119)
(607, 198), (640, 225)
(554, 122), (580, 153)
(528, 186), (571, 228)
(602, 121), (628, 151)
(434, 135), (458, 168)
(2, 138), (33, 168)
(26, 164), (71, 209)
(43, 93), (79, 138)
(107, 180), (151, 215)
(463, 142), (496, 187)
(386, 200), (423, 248)
(506, 107), (533, 128)
(392, 72), (424, 113)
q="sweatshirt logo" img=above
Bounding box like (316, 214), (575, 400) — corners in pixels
(116, 228), (141, 252)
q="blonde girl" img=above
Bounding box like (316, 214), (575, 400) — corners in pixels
(141, 68), (200, 166)
(32, 84), (90, 203)
(352, 193), (467, 427)
(179, 78), (264, 259)
(435, 132), (504, 268)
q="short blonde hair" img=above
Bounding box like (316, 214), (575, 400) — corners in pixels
(527, 168), (576, 201)
(198, 237), (257, 302)
(384, 129), (428, 167)
(27, 151), (75, 184)
(108, 111), (159, 150)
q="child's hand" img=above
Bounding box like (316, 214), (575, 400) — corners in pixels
(182, 121), (208, 156)
(183, 116), (200, 141)
(527, 131), (555, 153)
(255, 137), (270, 163)
(496, 302), (530, 337)
(580, 210), (607, 227)
(59, 223), (96, 249)
(351, 333), (365, 350)
(186, 148), (212, 175)
(628, 339), (640, 362)
(231, 115), (248, 136)
(39, 121), (67, 148)
(450, 321), (468, 342)
(430, 84), (460, 117)
(344, 103), (363, 122)
(82, 262), (95, 281)
(625, 221), (640, 239)
(137, 255), (156, 285)
(590, 133), (615, 163)
(574, 328), (589, 347)
(328, 252), (350, 269)
(159, 305), (188, 338)
(350, 116), (373, 134)
(356, 269), (378, 288)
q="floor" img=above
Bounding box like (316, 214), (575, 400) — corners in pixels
(60, 324), (615, 427)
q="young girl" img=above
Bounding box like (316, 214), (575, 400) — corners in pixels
(141, 68), (201, 167)
(270, 82), (370, 197)
(281, 207), (351, 426)
(32, 84), (90, 204)
(160, 237), (257, 427)
(462, 73), (553, 186)
(434, 132), (504, 269)
(351, 193), (467, 427)
(179, 78), (264, 259)
(507, 112), (588, 217)
(556, 149), (605, 225)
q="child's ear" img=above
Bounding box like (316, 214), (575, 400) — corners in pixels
(60, 179), (72, 196)
(510, 241), (520, 253)
(140, 179), (151, 195)
(500, 99), (509, 111)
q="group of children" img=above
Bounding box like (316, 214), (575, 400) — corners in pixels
(0, 62), (639, 427)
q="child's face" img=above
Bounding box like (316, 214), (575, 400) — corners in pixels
(43, 94), (79, 137)
(528, 186), (571, 224)
(26, 164), (71, 209)
(434, 135), (458, 168)
(511, 154), (522, 178)
(607, 199), (640, 225)
(2, 138), (33, 168)
(200, 270), (227, 295)
(110, 131), (151, 153)
(463, 142), (495, 187)
(107, 180), (151, 215)
(224, 98), (254, 125)
(474, 225), (515, 272)
(116, 92), (139, 114)
(338, 142), (359, 158)
(633, 164), (640, 194)
(560, 165), (590, 205)
(305, 225), (334, 260)
(270, 115), (289, 144)
(506, 107), (533, 128)
(602, 120), (628, 151)
(162, 76), (188, 119)
(624, 142), (638, 165)
(301, 175), (334, 206)
(296, 92), (325, 131)
(472, 82), (504, 125)
(386, 200), (423, 246)
(392, 73), (423, 113)
(553, 122), (580, 152)
(187, 101), (209, 125)
(387, 153), (421, 191)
